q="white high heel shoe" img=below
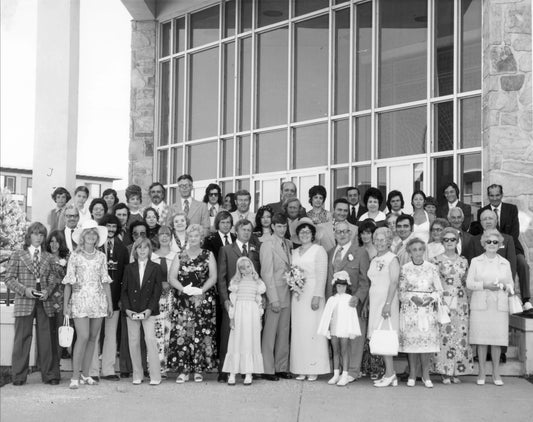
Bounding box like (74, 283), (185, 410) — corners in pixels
(374, 374), (398, 388)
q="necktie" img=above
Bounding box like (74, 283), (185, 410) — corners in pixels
(242, 243), (248, 257)
(333, 246), (343, 272)
(71, 229), (77, 248)
(210, 206), (216, 217)
(240, 214), (244, 220)
(224, 234), (229, 245)
(33, 249), (41, 290)
(107, 239), (113, 258)
(351, 206), (356, 222)
(183, 199), (190, 215)
(282, 240), (290, 261)
(494, 208), (500, 229)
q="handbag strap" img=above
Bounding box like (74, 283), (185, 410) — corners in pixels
(63, 315), (70, 327)
(376, 316), (394, 331)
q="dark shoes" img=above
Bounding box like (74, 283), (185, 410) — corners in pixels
(217, 373), (228, 383)
(103, 375), (120, 381)
(276, 372), (292, 379)
(120, 372), (131, 378)
(262, 374), (279, 381)
(91, 376), (100, 382)
(45, 379), (60, 385)
(13, 380), (25, 386)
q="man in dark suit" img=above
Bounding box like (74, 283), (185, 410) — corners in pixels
(326, 221), (370, 382)
(266, 181), (306, 218)
(477, 184), (530, 309)
(4, 222), (61, 385)
(447, 207), (473, 257)
(386, 190), (405, 216)
(436, 182), (472, 231)
(346, 186), (368, 225)
(89, 215), (130, 381)
(217, 219), (261, 382)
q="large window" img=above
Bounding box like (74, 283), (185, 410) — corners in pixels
(157, 0), (482, 211)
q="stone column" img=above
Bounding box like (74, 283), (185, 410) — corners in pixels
(32, 0), (80, 226)
(129, 20), (157, 205)
(482, 0), (533, 272)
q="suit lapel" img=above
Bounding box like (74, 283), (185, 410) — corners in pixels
(339, 244), (356, 268)
(231, 242), (242, 258)
(141, 262), (153, 290)
(21, 250), (34, 274)
(272, 239), (289, 265)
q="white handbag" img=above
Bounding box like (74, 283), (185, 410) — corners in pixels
(369, 317), (399, 356)
(58, 315), (74, 348)
(508, 295), (523, 315)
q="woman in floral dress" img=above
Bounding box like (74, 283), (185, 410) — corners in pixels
(168, 224), (217, 383)
(430, 227), (474, 384)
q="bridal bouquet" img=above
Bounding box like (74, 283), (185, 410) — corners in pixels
(284, 265), (306, 300)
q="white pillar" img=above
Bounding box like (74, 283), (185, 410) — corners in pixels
(32, 0), (80, 225)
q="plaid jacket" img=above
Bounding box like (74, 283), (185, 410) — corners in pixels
(4, 249), (59, 317)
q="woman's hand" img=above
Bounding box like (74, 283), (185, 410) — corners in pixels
(381, 303), (391, 318)
(311, 296), (320, 311)
(107, 307), (114, 319)
(483, 281), (503, 291)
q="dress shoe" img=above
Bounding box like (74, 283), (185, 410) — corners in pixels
(307, 375), (318, 382)
(69, 379), (79, 389)
(103, 375), (120, 381)
(328, 372), (340, 385)
(132, 379), (142, 385)
(421, 378), (433, 388)
(262, 374), (279, 381)
(276, 372), (292, 379)
(227, 374), (236, 386)
(374, 374), (398, 388)
(295, 375), (306, 381)
(217, 373), (228, 383)
(407, 378), (416, 387)
(45, 379), (60, 385)
(91, 376), (100, 382)
(476, 377), (485, 385)
(244, 374), (252, 386)
(120, 372), (131, 378)
(13, 380), (25, 386)
(346, 375), (356, 383)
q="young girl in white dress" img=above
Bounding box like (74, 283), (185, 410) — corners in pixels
(317, 271), (361, 387)
(222, 257), (266, 386)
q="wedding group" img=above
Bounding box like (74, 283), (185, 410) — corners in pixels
(4, 174), (530, 390)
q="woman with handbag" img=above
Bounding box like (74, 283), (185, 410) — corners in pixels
(367, 227), (400, 388)
(398, 237), (443, 388)
(430, 227), (474, 384)
(467, 228), (513, 386)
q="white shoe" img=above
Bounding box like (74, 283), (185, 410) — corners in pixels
(336, 374), (349, 387)
(523, 301), (532, 311)
(328, 374), (340, 385)
(346, 375), (355, 383)
(132, 379), (142, 385)
(149, 379), (161, 386)
(295, 375), (306, 381)
(244, 374), (252, 386)
(307, 375), (317, 382)
(227, 374), (236, 386)
(175, 373), (189, 384)
(69, 379), (79, 389)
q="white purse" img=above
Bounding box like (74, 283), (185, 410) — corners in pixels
(58, 315), (74, 348)
(369, 317), (399, 356)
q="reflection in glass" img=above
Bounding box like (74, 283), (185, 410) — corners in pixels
(221, 138), (234, 178)
(332, 168), (349, 204)
(225, 0), (236, 37)
(187, 142), (217, 180)
(255, 130), (287, 173)
(174, 18), (185, 53)
(158, 149), (168, 185)
(223, 43), (235, 134)
(379, 0), (427, 106)
(293, 0), (329, 17)
(236, 179), (250, 192)
(434, 0), (454, 96)
(433, 155), (453, 202)
(173, 58), (184, 143)
(293, 123), (328, 169)
(160, 61), (170, 146)
(354, 115), (371, 161)
(171, 147), (183, 183)
(355, 2), (372, 111)
(353, 166), (371, 201)
(461, 0), (481, 92)
(189, 48), (219, 140)
(460, 96), (481, 148)
(413, 162), (424, 192)
(161, 22), (171, 57)
(377, 167), (387, 207)
(237, 135), (250, 176)
(239, 38), (252, 131)
(190, 5), (220, 48)
(378, 106), (427, 159)
(258, 0), (288, 28)
(294, 15), (329, 121)
(169, 187), (177, 205)
(257, 28), (288, 128)
(434, 102), (453, 152)
(333, 120), (349, 165)
(219, 181), (232, 197)
(335, 9), (350, 115)
(240, 0), (252, 32)
(460, 153), (481, 214)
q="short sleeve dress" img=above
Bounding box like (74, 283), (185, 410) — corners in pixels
(62, 251), (112, 318)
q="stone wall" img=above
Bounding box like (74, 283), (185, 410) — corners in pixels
(483, 0), (533, 283)
(129, 20), (157, 204)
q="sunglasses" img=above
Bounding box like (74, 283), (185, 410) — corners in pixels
(442, 238), (457, 243)
(485, 240), (499, 245)
(208, 192), (219, 196)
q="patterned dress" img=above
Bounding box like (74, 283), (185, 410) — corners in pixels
(62, 251), (112, 318)
(398, 261), (443, 353)
(306, 208), (332, 225)
(167, 249), (217, 374)
(430, 254), (474, 376)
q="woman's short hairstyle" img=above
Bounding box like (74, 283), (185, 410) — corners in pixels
(129, 220), (149, 238)
(202, 183), (223, 205)
(131, 237), (153, 260)
(214, 210), (233, 231)
(51, 187), (71, 203)
(295, 222), (316, 241)
(125, 184), (142, 202)
(224, 193), (237, 212)
(411, 190), (427, 205)
(24, 222), (48, 249)
(480, 228), (504, 245)
(101, 188), (119, 205)
(186, 223), (205, 242)
(171, 212), (189, 230)
(89, 198), (108, 215)
(46, 230), (69, 258)
(373, 227), (394, 248)
(99, 214), (122, 234)
(76, 228), (101, 251)
(143, 207), (160, 222)
(424, 196), (438, 209)
(308, 185), (327, 206)
(406, 237), (426, 252)
(363, 187), (384, 208)
(386, 190), (404, 211)
(441, 227), (459, 239)
(282, 197), (301, 214)
(74, 186), (89, 197)
(255, 205), (274, 235)
(358, 219), (377, 246)
(429, 218), (450, 242)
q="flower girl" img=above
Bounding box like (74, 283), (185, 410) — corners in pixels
(222, 257), (266, 385)
(317, 271), (361, 386)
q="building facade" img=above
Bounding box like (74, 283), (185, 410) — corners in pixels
(122, 0), (532, 262)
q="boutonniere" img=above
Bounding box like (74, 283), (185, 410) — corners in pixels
(249, 246), (257, 253)
(347, 253), (354, 262)
(58, 259), (67, 267)
(376, 260), (384, 271)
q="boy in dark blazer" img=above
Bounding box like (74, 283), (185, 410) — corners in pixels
(121, 238), (163, 385)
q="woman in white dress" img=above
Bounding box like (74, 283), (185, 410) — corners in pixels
(290, 218), (330, 380)
(411, 190), (434, 243)
(359, 187), (386, 226)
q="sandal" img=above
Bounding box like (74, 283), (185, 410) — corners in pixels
(80, 374), (98, 385)
(176, 373), (189, 384)
(69, 379), (79, 389)
(193, 373), (203, 383)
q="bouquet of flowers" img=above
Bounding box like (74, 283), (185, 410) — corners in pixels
(284, 265), (306, 300)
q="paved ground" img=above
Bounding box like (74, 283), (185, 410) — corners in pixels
(1, 373), (532, 422)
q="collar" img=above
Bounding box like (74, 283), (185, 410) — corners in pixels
(181, 197), (191, 206)
(336, 241), (351, 252)
(219, 231), (232, 242)
(209, 203), (219, 210)
(28, 245), (42, 256)
(236, 239), (247, 250)
(491, 204), (501, 212)
(448, 199), (459, 208)
(151, 201), (167, 210)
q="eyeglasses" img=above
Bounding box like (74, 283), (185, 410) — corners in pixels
(65, 214), (79, 218)
(485, 240), (499, 245)
(334, 230), (350, 235)
(442, 238), (457, 243)
(208, 192), (219, 196)
(299, 229), (313, 235)
(178, 184), (191, 189)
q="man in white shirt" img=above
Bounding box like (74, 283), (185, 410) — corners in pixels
(230, 189), (256, 230)
(346, 187), (368, 225)
(148, 182), (169, 225)
(203, 183), (223, 232)
(316, 198), (358, 252)
(63, 204), (80, 252)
